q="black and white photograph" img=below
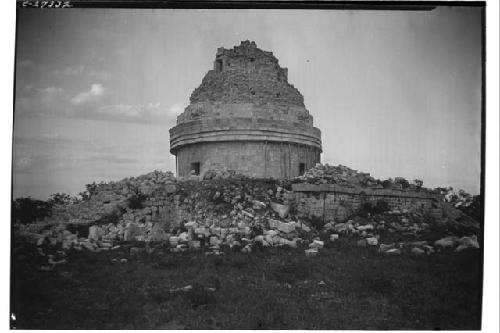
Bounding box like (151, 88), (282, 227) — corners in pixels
(7, 0), (498, 330)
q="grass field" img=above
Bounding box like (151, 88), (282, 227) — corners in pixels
(11, 239), (482, 330)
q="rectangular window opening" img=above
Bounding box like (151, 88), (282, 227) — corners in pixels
(299, 163), (306, 176)
(190, 162), (200, 176)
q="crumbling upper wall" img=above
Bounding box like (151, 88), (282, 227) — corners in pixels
(176, 40), (314, 126)
(189, 40), (303, 106)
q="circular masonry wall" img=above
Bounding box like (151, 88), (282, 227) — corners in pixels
(169, 41), (322, 178)
(176, 141), (321, 179)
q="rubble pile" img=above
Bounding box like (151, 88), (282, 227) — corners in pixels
(14, 169), (481, 270)
(320, 209), (480, 256)
(295, 164), (429, 192)
(202, 167), (248, 180)
(296, 164), (380, 187)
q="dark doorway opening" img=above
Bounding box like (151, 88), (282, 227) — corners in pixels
(215, 59), (223, 72)
(299, 163), (306, 176)
(190, 162), (200, 175)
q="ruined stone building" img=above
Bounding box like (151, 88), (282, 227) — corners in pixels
(169, 41), (322, 178)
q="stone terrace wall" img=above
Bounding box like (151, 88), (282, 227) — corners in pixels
(292, 183), (444, 223)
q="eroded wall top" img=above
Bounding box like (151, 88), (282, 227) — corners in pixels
(176, 41), (314, 125)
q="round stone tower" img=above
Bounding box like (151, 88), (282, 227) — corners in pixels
(169, 40), (322, 178)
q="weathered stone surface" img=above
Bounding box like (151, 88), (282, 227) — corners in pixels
(270, 202), (290, 218)
(169, 41), (322, 178)
(88, 225), (104, 241)
(268, 219), (295, 234)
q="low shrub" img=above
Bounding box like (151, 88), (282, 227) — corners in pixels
(127, 192), (148, 209)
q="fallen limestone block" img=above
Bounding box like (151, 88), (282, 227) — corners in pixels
(209, 236), (221, 246)
(242, 210), (254, 219)
(47, 255), (67, 265)
(366, 237), (378, 246)
(36, 235), (46, 246)
(379, 243), (396, 252)
(423, 245), (435, 254)
(184, 221), (198, 229)
(149, 224), (167, 241)
(384, 248), (401, 255)
(305, 248), (319, 256)
(323, 222), (335, 231)
(209, 227), (221, 236)
(61, 240), (72, 250)
(264, 234), (276, 246)
(241, 244), (252, 253)
(411, 247), (425, 256)
(194, 227), (209, 237)
(458, 235), (479, 248)
(330, 234), (339, 242)
(270, 202), (290, 218)
(299, 223), (311, 232)
(434, 236), (458, 248)
(252, 200), (266, 210)
(276, 237), (297, 248)
(269, 219), (296, 233)
(254, 235), (264, 243)
(178, 232), (190, 242)
(264, 229), (279, 237)
(357, 224), (374, 231)
(99, 241), (113, 249)
(169, 236), (179, 247)
(455, 235), (479, 252)
(80, 241), (97, 251)
(123, 223), (144, 241)
(309, 240), (324, 249)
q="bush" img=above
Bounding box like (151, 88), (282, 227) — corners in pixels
(47, 193), (75, 206)
(380, 179), (393, 189)
(127, 192), (148, 209)
(12, 198), (53, 224)
(308, 215), (325, 230)
(95, 208), (123, 225)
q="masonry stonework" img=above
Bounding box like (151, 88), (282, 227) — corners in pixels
(291, 183), (444, 223)
(169, 41), (322, 178)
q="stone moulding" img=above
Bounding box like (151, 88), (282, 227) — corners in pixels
(170, 124), (322, 154)
(291, 183), (441, 201)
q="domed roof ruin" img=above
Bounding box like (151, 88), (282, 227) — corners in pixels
(169, 40), (322, 178)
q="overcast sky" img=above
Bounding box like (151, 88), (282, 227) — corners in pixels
(13, 6), (482, 199)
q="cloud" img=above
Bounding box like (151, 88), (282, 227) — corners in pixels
(52, 66), (111, 81)
(53, 65), (85, 76)
(95, 102), (174, 123)
(168, 103), (185, 116)
(16, 156), (33, 169)
(71, 83), (105, 105)
(15, 86), (67, 117)
(18, 59), (34, 68)
(40, 86), (64, 95)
